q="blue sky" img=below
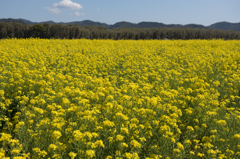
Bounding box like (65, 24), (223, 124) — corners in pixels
(0, 0), (239, 26)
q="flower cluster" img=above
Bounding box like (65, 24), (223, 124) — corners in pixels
(0, 38), (240, 158)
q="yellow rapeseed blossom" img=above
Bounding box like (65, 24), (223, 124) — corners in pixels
(198, 153), (204, 157)
(216, 120), (227, 126)
(73, 130), (84, 141)
(130, 140), (142, 149)
(177, 142), (184, 151)
(85, 150), (95, 158)
(116, 135), (124, 141)
(186, 126), (194, 132)
(0, 149), (5, 159)
(0, 133), (12, 143)
(11, 148), (21, 155)
(52, 130), (62, 139)
(233, 134), (240, 140)
(48, 144), (58, 151)
(121, 142), (128, 148)
(69, 152), (77, 159)
(1, 39), (240, 158)
(91, 140), (105, 148)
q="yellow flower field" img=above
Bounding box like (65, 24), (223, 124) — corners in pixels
(0, 38), (240, 159)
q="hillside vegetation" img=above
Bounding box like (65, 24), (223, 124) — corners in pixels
(0, 22), (240, 39)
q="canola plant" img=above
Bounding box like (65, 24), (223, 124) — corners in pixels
(0, 38), (240, 158)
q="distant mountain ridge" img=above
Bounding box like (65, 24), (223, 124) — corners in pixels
(0, 18), (240, 31)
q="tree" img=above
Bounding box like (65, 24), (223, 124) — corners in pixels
(7, 23), (14, 38)
(0, 23), (7, 38)
(29, 24), (46, 38)
(43, 23), (51, 38)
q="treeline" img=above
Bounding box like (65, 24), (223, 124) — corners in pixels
(0, 22), (240, 40)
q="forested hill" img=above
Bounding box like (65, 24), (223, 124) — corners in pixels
(1, 18), (240, 40)
(0, 18), (240, 31)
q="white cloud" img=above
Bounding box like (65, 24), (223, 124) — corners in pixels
(53, 0), (83, 10)
(45, 0), (83, 14)
(74, 11), (85, 16)
(44, 7), (61, 14)
(96, 9), (100, 11)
